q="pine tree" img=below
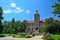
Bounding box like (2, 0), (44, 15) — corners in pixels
(0, 7), (3, 34)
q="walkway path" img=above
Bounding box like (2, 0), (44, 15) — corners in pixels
(0, 35), (43, 40)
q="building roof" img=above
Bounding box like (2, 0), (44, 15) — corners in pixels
(40, 20), (46, 23)
(27, 21), (34, 24)
(27, 20), (46, 24)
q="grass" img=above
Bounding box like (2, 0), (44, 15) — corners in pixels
(15, 35), (33, 38)
(0, 34), (34, 38)
(43, 34), (60, 40)
(7, 34), (16, 36)
(50, 34), (60, 40)
(0, 34), (33, 38)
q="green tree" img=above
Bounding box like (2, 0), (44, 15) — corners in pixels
(45, 17), (54, 24)
(51, 0), (60, 34)
(47, 21), (60, 34)
(3, 21), (8, 33)
(2, 19), (27, 34)
(3, 21), (11, 34)
(21, 20), (27, 32)
(0, 7), (3, 34)
(52, 0), (60, 17)
(16, 20), (27, 33)
(42, 17), (54, 33)
(11, 18), (15, 34)
(15, 21), (21, 33)
(42, 17), (60, 34)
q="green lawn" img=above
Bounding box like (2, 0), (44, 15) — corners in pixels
(51, 34), (60, 40)
(15, 35), (33, 38)
(7, 34), (16, 36)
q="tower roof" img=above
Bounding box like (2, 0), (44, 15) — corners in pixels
(36, 10), (38, 12)
(34, 10), (40, 16)
(36, 10), (38, 14)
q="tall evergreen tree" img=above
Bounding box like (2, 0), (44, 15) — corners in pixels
(11, 18), (15, 34)
(0, 7), (3, 34)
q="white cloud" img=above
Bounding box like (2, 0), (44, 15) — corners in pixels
(4, 2), (24, 14)
(10, 3), (23, 13)
(26, 10), (30, 13)
(15, 7), (23, 13)
(14, 9), (23, 13)
(16, 7), (21, 10)
(3, 10), (12, 13)
(10, 3), (16, 8)
(3, 8), (23, 14)
(19, 10), (23, 12)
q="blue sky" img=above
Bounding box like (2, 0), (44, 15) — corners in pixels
(0, 0), (58, 21)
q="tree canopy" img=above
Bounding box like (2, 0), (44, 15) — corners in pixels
(52, 0), (60, 17)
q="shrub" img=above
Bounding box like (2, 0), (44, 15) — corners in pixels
(0, 34), (5, 37)
(32, 34), (35, 36)
(47, 38), (54, 40)
(13, 35), (15, 37)
(26, 36), (31, 38)
(20, 34), (25, 36)
(43, 33), (55, 40)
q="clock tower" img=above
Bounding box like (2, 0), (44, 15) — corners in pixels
(34, 10), (40, 34)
